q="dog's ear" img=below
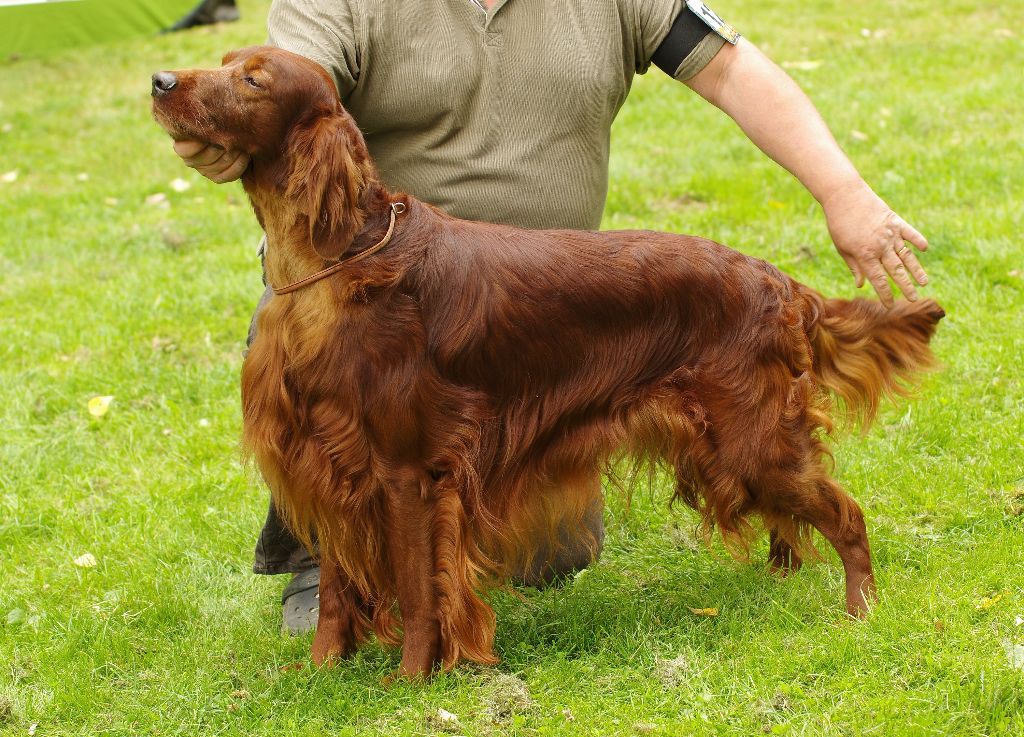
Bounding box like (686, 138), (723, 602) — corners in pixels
(221, 47), (257, 66)
(285, 112), (370, 261)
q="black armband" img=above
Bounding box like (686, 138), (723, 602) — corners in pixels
(652, 2), (740, 78)
(651, 8), (713, 76)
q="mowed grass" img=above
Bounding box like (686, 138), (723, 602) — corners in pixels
(1, 1), (1022, 735)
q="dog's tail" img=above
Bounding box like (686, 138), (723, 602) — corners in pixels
(799, 287), (944, 429)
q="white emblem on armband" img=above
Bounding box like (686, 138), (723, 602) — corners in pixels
(685, 0), (740, 45)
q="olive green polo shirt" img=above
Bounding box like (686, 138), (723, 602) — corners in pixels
(267, 0), (726, 229)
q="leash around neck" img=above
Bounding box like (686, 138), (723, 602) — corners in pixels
(271, 201), (407, 296)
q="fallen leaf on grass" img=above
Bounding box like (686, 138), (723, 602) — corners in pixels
(994, 28), (1015, 38)
(781, 60), (822, 71)
(795, 244), (816, 262)
(1, 123), (12, 133)
(88, 395), (114, 417)
(484, 672), (533, 724)
(689, 607), (719, 616)
(1, 170), (17, 183)
(976, 592), (1006, 610)
(145, 192), (169, 208)
(230, 689), (249, 699)
(278, 662), (304, 672)
(73, 553), (97, 568)
(151, 336), (177, 352)
(161, 228), (187, 250)
(1003, 640), (1024, 670)
(655, 653), (691, 688)
(850, 130), (869, 142)
(6, 608), (25, 625)
(425, 708), (461, 733)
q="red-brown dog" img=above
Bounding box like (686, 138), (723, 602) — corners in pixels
(152, 46), (943, 678)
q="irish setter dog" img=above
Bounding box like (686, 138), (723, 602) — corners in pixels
(152, 46), (943, 678)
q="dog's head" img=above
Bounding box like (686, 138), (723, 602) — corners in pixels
(151, 45), (339, 155)
(152, 46), (377, 259)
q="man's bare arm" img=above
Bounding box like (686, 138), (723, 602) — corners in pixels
(686, 38), (929, 306)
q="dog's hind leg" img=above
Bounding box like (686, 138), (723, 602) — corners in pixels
(701, 361), (875, 615)
(311, 561), (372, 665)
(767, 529), (803, 574)
(755, 467), (875, 617)
(803, 478), (876, 617)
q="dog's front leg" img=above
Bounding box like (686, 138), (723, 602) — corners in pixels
(384, 467), (442, 679)
(311, 561), (370, 665)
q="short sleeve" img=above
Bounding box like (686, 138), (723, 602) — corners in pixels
(673, 33), (726, 81)
(630, 0), (684, 73)
(267, 0), (360, 100)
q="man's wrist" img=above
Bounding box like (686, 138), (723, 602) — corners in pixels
(816, 175), (872, 211)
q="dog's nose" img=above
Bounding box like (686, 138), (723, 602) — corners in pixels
(151, 71), (178, 97)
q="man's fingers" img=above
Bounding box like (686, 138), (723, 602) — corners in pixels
(897, 243), (929, 286)
(864, 263), (894, 308)
(174, 140), (226, 167)
(185, 144), (229, 169)
(207, 151), (250, 183)
(170, 139), (246, 184)
(882, 249), (919, 302)
(172, 139), (207, 159)
(841, 253), (865, 288)
(898, 217), (929, 252)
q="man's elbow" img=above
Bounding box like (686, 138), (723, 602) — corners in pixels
(685, 38), (750, 107)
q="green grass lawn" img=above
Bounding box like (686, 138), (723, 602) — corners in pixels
(1, 1), (1022, 735)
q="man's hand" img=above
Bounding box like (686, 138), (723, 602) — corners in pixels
(173, 140), (250, 183)
(822, 181), (929, 307)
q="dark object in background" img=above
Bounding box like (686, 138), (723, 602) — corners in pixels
(165, 0), (239, 33)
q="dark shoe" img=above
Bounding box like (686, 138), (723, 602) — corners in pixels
(281, 567), (320, 635)
(516, 497), (605, 587)
(165, 0), (240, 33)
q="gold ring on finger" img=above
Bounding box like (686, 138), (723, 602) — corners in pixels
(897, 246), (910, 257)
